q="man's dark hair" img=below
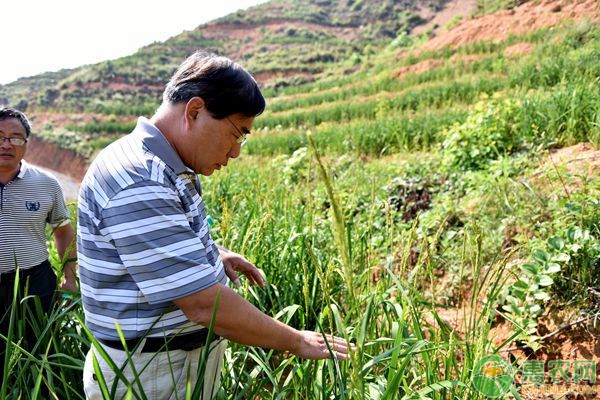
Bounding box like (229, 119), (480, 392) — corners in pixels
(163, 51), (266, 119)
(0, 106), (32, 137)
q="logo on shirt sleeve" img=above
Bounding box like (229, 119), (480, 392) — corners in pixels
(25, 201), (41, 211)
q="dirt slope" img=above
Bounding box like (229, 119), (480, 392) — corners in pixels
(424, 0), (599, 51)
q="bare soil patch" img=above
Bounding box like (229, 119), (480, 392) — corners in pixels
(422, 0), (600, 52)
(395, 53), (485, 79)
(527, 143), (600, 198)
(546, 143), (600, 180)
(395, 59), (444, 79)
(491, 307), (599, 368)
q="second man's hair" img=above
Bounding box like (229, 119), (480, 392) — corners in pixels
(0, 106), (32, 137)
(163, 52), (265, 119)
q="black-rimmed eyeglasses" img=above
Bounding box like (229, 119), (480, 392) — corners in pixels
(0, 137), (27, 146)
(226, 117), (249, 146)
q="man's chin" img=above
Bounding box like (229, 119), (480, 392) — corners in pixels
(0, 160), (19, 172)
(197, 167), (215, 177)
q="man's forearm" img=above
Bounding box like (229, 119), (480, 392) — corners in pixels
(174, 284), (301, 352)
(54, 224), (78, 286)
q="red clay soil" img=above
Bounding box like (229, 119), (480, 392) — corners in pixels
(395, 58), (445, 78)
(421, 146), (599, 387)
(395, 53), (484, 79)
(536, 143), (600, 193)
(422, 0), (600, 52)
(490, 310), (599, 377)
(546, 143), (600, 179)
(26, 136), (88, 181)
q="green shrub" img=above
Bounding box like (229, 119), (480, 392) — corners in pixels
(502, 189), (600, 347)
(441, 97), (524, 170)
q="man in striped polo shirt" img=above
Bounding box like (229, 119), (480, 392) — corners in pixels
(0, 107), (78, 386)
(78, 52), (350, 399)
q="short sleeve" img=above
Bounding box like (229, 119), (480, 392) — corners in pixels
(98, 180), (218, 304)
(47, 178), (70, 228)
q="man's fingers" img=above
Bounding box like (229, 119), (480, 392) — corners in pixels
(222, 253), (267, 288)
(333, 351), (350, 360)
(320, 335), (356, 360)
(234, 263), (266, 287)
(224, 264), (241, 286)
(294, 331), (355, 360)
(320, 334), (350, 347)
(246, 268), (265, 287)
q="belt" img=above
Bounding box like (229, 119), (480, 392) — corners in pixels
(0, 260), (50, 283)
(97, 328), (218, 353)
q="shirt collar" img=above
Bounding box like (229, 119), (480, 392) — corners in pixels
(133, 117), (193, 175)
(8, 160), (28, 181)
(17, 160), (28, 178)
(0, 161), (26, 187)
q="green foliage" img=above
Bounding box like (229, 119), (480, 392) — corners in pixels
(520, 81), (600, 147)
(502, 189), (600, 347)
(258, 76), (501, 130)
(545, 190), (600, 304)
(476, 0), (525, 15)
(441, 98), (524, 171)
(502, 244), (564, 346)
(65, 120), (136, 134)
(270, 147), (309, 184)
(1, 217), (85, 399)
(443, 15), (463, 31)
(389, 32), (413, 49)
(247, 109), (466, 156)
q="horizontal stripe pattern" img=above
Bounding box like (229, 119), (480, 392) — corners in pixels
(0, 161), (69, 272)
(78, 117), (226, 340)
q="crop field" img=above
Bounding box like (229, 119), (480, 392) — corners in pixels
(1, 11), (599, 400)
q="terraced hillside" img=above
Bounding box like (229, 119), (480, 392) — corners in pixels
(0, 0), (448, 115)
(2, 0), (599, 398)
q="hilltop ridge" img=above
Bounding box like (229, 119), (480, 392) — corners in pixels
(0, 0), (449, 114)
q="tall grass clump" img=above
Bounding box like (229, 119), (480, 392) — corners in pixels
(520, 81), (600, 146)
(1, 284), (86, 399)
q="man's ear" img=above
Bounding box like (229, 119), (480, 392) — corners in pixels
(184, 97), (206, 128)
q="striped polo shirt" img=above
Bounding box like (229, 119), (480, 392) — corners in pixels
(0, 161), (69, 272)
(77, 117), (227, 341)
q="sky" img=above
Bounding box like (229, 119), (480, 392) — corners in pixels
(0, 0), (268, 85)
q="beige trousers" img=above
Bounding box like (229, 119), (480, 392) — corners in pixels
(83, 339), (227, 400)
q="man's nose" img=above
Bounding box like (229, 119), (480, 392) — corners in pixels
(228, 143), (242, 159)
(0, 138), (13, 149)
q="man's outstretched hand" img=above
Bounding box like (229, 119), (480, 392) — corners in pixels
(215, 247), (352, 361)
(219, 247), (265, 288)
(292, 331), (353, 360)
